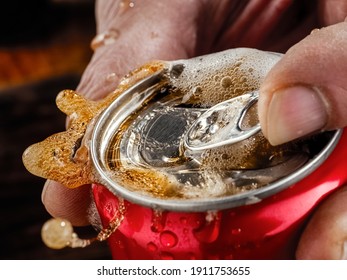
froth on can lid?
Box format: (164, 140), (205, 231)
(90, 48), (341, 212)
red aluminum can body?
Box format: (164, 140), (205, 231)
(92, 130), (347, 260)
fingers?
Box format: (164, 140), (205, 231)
(258, 21), (347, 145)
(42, 180), (92, 226)
(42, 0), (203, 226)
(78, 0), (203, 100)
(296, 185), (347, 259)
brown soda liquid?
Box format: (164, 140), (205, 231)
(22, 61), (167, 189)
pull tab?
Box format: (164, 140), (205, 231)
(183, 91), (260, 151)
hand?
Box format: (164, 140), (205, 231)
(258, 3), (347, 259)
(41, 0), (347, 259)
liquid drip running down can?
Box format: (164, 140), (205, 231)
(23, 48), (347, 259)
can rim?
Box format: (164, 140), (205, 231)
(90, 50), (342, 212)
(90, 81), (342, 212)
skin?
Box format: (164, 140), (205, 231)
(41, 0), (347, 259)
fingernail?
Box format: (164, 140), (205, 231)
(41, 180), (50, 204)
(266, 86), (327, 145)
(340, 241), (347, 259)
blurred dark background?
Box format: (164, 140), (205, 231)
(0, 0), (111, 259)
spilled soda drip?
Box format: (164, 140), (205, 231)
(22, 61), (166, 189)
(41, 198), (126, 249)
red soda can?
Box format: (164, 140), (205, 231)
(87, 48), (346, 260)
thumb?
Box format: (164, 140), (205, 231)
(258, 21), (347, 146)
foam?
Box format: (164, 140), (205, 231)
(170, 48), (281, 107)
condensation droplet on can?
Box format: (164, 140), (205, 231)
(180, 217), (188, 225)
(160, 230), (178, 248)
(146, 242), (158, 252)
(193, 212), (221, 243)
